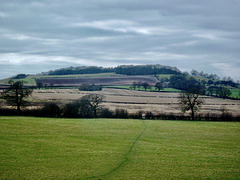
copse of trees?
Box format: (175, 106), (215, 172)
(42, 64), (181, 76)
(207, 86), (232, 99)
(169, 75), (206, 94)
(114, 65), (181, 75)
(13, 74), (27, 79)
(62, 94), (103, 118)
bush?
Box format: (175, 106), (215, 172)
(99, 108), (114, 118)
(62, 103), (79, 118)
(41, 103), (61, 117)
(114, 109), (129, 119)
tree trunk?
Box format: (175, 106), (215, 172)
(191, 107), (195, 120)
(17, 105), (21, 115)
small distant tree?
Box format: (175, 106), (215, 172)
(132, 82), (137, 90)
(155, 82), (163, 91)
(37, 82), (43, 89)
(137, 81), (142, 89)
(142, 82), (150, 91)
(179, 91), (204, 120)
(1, 80), (33, 115)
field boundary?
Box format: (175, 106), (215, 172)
(85, 120), (147, 179)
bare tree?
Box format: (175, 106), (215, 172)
(179, 92), (204, 120)
(2, 80), (33, 115)
(82, 94), (104, 117)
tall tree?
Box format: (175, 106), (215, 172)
(179, 92), (204, 120)
(2, 80), (33, 115)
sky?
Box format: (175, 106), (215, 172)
(0, 0), (239, 80)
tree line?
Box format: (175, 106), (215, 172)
(42, 64), (181, 76)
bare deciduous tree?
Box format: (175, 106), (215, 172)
(179, 92), (204, 120)
(82, 94), (104, 117)
(2, 80), (33, 115)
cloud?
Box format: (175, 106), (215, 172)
(0, 0), (239, 80)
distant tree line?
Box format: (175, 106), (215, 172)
(42, 65), (181, 76)
(131, 81), (163, 91)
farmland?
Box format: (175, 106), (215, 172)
(0, 116), (239, 179)
(35, 75), (159, 87)
(30, 88), (240, 116)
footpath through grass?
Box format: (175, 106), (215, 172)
(0, 117), (239, 179)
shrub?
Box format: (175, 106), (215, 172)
(99, 108), (114, 118)
(41, 103), (61, 117)
(114, 109), (129, 119)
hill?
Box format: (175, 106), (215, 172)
(0, 64), (239, 98)
(42, 64), (181, 76)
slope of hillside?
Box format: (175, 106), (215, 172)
(35, 75), (159, 86)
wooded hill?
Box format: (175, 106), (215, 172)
(41, 64), (181, 76)
(0, 64), (239, 99)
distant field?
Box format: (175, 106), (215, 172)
(30, 88), (240, 116)
(231, 88), (240, 98)
(36, 73), (124, 79)
(105, 85), (181, 92)
(0, 116), (239, 179)
(35, 75), (159, 87)
(0, 76), (36, 86)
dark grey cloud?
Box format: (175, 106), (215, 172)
(0, 0), (239, 80)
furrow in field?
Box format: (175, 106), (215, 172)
(84, 121), (147, 180)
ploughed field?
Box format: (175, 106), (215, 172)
(31, 88), (240, 116)
(0, 116), (239, 179)
(35, 75), (159, 86)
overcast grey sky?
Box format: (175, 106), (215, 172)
(0, 0), (239, 80)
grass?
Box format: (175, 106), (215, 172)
(105, 85), (181, 92)
(230, 88), (240, 98)
(0, 76), (36, 86)
(0, 116), (239, 179)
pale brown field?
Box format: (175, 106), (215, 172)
(30, 88), (240, 116)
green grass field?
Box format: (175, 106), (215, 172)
(105, 85), (182, 92)
(230, 88), (240, 98)
(0, 76), (37, 86)
(0, 117), (239, 179)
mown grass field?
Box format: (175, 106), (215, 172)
(0, 116), (239, 179)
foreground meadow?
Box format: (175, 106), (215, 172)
(0, 117), (239, 179)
